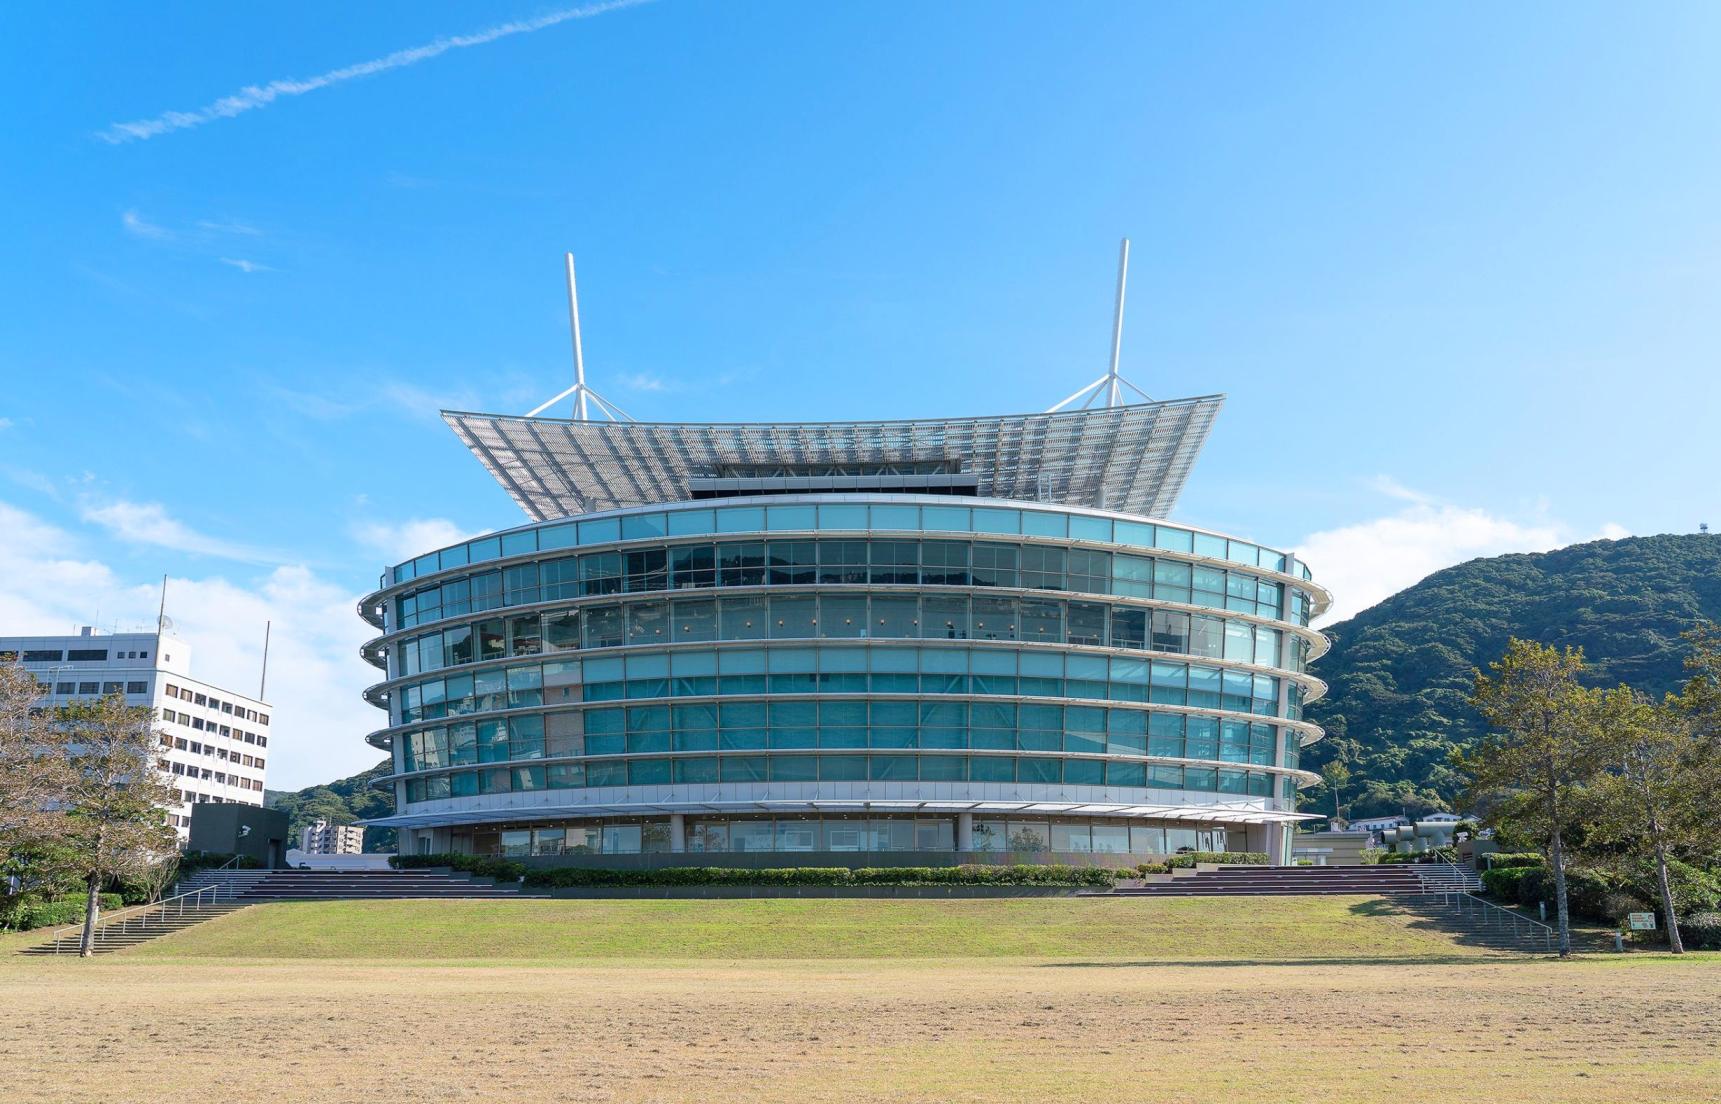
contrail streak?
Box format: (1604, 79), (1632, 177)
(99, 0), (652, 144)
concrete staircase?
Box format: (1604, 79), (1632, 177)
(18, 868), (546, 956)
(1104, 864), (1438, 896)
(1097, 863), (1563, 954)
(18, 898), (252, 956)
(229, 868), (550, 901)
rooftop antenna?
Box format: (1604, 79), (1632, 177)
(525, 252), (634, 422)
(156, 575), (168, 634)
(1047, 237), (1155, 412)
(258, 620), (272, 701)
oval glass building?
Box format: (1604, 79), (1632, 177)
(358, 397), (1330, 865)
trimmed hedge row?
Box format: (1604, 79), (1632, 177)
(392, 853), (1127, 887)
(1, 893), (124, 932)
(525, 864), (1125, 888)
(1166, 851), (1268, 869)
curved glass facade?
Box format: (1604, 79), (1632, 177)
(361, 495), (1327, 862)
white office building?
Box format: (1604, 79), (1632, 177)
(0, 627), (273, 839)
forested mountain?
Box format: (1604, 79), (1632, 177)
(265, 759), (396, 853)
(1302, 533), (1721, 819)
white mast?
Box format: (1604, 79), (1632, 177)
(566, 252), (589, 421)
(1047, 237), (1153, 413)
(525, 251), (633, 421)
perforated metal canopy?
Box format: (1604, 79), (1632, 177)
(444, 395), (1224, 521)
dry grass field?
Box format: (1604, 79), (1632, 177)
(4, 897), (1717, 1104)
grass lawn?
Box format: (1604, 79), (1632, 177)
(121, 894), (1497, 962)
(4, 896), (1717, 1103)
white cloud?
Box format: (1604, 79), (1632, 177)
(351, 517), (485, 565)
(0, 500), (384, 789)
(1296, 481), (1631, 625)
(198, 218), (262, 236)
(80, 499), (275, 563)
(219, 257), (274, 274)
(97, 0), (654, 144)
(619, 372), (670, 392)
(0, 417), (13, 431)
(121, 210), (172, 240)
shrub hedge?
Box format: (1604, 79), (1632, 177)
(531, 863), (1127, 888)
(392, 853), (1128, 887)
(1, 893), (125, 932)
(1165, 851), (1269, 869)
(1484, 852), (1544, 869)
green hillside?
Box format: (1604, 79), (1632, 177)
(1302, 532), (1721, 819)
(265, 759), (395, 853)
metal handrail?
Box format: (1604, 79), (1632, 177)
(1436, 887), (1557, 953)
(42, 884), (223, 955)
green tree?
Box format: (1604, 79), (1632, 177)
(1463, 639), (1603, 958)
(1587, 689), (1699, 953)
(0, 663), (75, 906)
(59, 693), (179, 957)
(1319, 759), (1351, 821)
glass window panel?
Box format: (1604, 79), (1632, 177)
(921, 505), (970, 532)
(1068, 601), (1107, 646)
(1149, 765), (1185, 790)
(971, 596), (1016, 641)
(869, 595), (919, 638)
(971, 507), (1019, 534)
(1051, 822), (1092, 851)
(770, 755), (819, 782)
(667, 509), (715, 536)
(542, 611), (580, 653)
(819, 593), (868, 638)
(717, 541), (767, 587)
(670, 544), (717, 589)
(1018, 757), (1060, 784)
(1188, 665), (1223, 708)
(1193, 532), (1228, 559)
(1064, 758), (1104, 786)
(1186, 715), (1220, 759)
(577, 517), (620, 546)
(970, 756), (1015, 782)
(1107, 708), (1147, 755)
(468, 537), (502, 564)
(920, 540), (971, 586)
(1108, 761), (1146, 787)
(720, 595), (768, 640)
(766, 505), (817, 531)
(674, 757), (719, 784)
(579, 553), (624, 597)
(918, 755), (967, 781)
(766, 541), (816, 585)
(869, 754), (917, 780)
(1151, 525), (1192, 553)
(444, 624), (474, 667)
(771, 592), (815, 637)
(1005, 820), (1049, 850)
(584, 605), (625, 649)
(1150, 610), (1189, 655)
(1020, 510), (1066, 537)
(1019, 598), (1061, 643)
(818, 504), (868, 530)
(870, 504), (919, 530)
(619, 513), (665, 541)
(1148, 712), (1184, 757)
(715, 506), (765, 534)
(1111, 607), (1147, 650)
(971, 543), (1018, 588)
(721, 756), (767, 783)
(726, 819), (774, 854)
(820, 755), (868, 781)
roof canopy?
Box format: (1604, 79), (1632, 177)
(444, 396), (1223, 521)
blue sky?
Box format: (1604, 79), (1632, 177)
(2, 3), (1717, 786)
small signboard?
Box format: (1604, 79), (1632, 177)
(1627, 912), (1657, 931)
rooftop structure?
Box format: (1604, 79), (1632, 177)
(442, 396), (1224, 522)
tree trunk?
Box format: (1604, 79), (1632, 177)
(1647, 811), (1684, 954)
(1549, 825), (1572, 958)
(79, 871), (101, 958)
